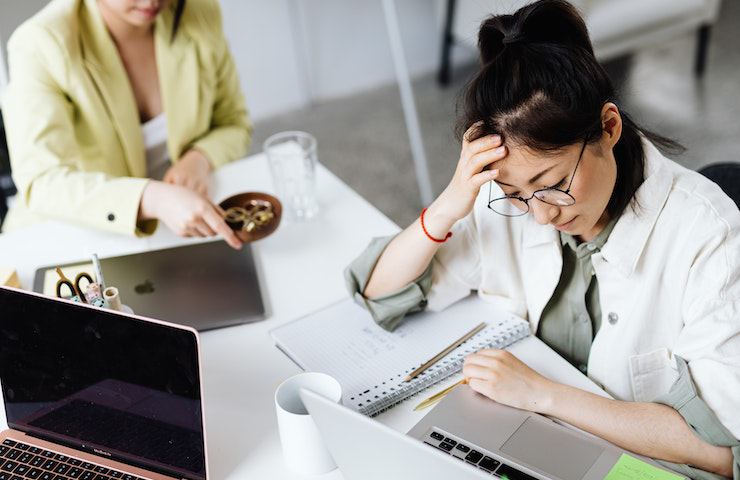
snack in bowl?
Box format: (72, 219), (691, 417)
(219, 192), (282, 242)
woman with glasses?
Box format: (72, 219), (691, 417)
(346, 1), (739, 477)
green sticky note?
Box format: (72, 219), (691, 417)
(604, 454), (683, 480)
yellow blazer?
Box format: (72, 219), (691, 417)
(1, 0), (252, 235)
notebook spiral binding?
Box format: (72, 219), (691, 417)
(358, 320), (530, 417)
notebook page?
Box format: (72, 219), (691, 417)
(356, 318), (529, 416)
(271, 295), (530, 415)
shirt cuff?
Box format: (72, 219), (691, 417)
(344, 235), (433, 331)
(655, 356), (740, 479)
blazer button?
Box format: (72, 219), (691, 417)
(608, 312), (618, 325)
(107, 213), (115, 222)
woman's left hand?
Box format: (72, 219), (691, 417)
(463, 349), (557, 414)
(163, 149), (212, 196)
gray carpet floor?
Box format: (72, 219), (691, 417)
(252, 1), (740, 227)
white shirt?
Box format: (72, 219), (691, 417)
(428, 139), (740, 437)
(142, 113), (170, 181)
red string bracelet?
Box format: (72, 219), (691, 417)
(420, 208), (452, 243)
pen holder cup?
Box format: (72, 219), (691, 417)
(274, 372), (341, 475)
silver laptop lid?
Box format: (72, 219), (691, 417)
(300, 388), (490, 480)
(34, 241), (268, 331)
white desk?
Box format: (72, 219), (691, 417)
(0, 153), (606, 479)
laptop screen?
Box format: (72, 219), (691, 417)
(0, 288), (206, 480)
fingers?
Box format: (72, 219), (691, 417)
(469, 145), (507, 173)
(164, 172), (184, 188)
(464, 349), (512, 370)
(476, 348), (515, 360)
(194, 181), (209, 197)
(463, 134), (502, 160)
(182, 175), (206, 195)
(466, 349), (513, 365)
(467, 378), (496, 400)
(468, 378), (499, 401)
(163, 167), (209, 195)
(203, 203), (243, 250)
(471, 169), (500, 190)
(462, 363), (499, 382)
(162, 166), (174, 181)
(192, 218), (217, 237)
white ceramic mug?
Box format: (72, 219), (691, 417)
(274, 372), (342, 475)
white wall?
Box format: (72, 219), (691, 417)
(219, 0), (310, 121)
(0, 0), (475, 120)
(221, 0), (470, 121)
(295, 0), (443, 101)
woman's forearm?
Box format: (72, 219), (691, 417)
(364, 131), (505, 298)
(541, 383), (733, 477)
(363, 203), (456, 298)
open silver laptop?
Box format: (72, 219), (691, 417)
(0, 287), (209, 480)
(33, 240), (268, 331)
(300, 388), (490, 480)
(302, 385), (686, 480)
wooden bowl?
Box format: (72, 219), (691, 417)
(218, 192), (282, 243)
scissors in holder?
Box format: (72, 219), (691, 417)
(55, 267), (94, 303)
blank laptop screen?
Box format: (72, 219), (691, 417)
(0, 288), (206, 480)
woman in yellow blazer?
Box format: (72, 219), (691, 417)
(1, 0), (251, 249)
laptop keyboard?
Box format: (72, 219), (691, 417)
(0, 439), (146, 480)
(423, 428), (538, 480)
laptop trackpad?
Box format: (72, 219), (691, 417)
(500, 417), (603, 480)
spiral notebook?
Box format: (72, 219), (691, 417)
(270, 295), (531, 416)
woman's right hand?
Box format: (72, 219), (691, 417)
(430, 129), (507, 223)
(139, 181), (243, 250)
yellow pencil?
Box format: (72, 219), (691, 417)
(414, 378), (468, 411)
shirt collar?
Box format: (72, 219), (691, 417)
(560, 216), (617, 258)
(599, 139), (673, 277)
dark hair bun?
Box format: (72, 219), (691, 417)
(478, 0), (593, 64)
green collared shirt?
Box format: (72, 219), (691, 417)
(536, 218), (617, 374)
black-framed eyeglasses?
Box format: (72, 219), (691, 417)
(487, 139), (588, 217)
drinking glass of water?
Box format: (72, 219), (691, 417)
(263, 131), (319, 222)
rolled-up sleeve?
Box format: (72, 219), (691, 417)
(344, 210), (483, 330)
(659, 208), (740, 479)
(674, 214), (740, 440)
(344, 235), (433, 331)
(656, 357), (740, 480)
